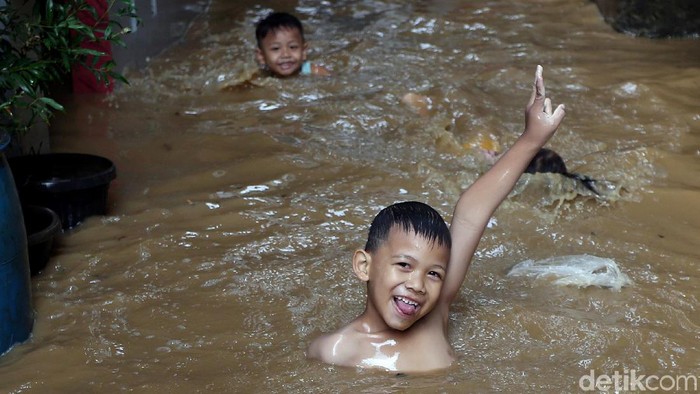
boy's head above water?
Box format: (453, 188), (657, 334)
(255, 12), (308, 77)
(354, 201), (452, 331)
(364, 201), (451, 253)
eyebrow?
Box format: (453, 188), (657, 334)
(392, 254), (416, 261)
(265, 40), (300, 46)
(392, 254), (446, 270)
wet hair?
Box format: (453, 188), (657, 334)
(526, 148), (600, 195)
(255, 12), (305, 48)
(364, 201), (451, 253)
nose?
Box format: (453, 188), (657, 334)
(405, 272), (425, 294)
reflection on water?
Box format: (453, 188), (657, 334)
(1, 0), (699, 392)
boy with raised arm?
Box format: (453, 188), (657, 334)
(307, 66), (566, 372)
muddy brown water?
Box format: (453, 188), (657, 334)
(2, 0), (699, 392)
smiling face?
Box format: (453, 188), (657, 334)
(255, 27), (308, 77)
(355, 226), (450, 332)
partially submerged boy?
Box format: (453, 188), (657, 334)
(255, 12), (331, 78)
(307, 66), (566, 372)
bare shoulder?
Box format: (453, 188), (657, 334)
(307, 331), (336, 362)
(307, 311), (454, 371)
(307, 326), (361, 366)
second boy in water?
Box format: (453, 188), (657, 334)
(255, 12), (331, 78)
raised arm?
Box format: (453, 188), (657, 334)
(440, 65), (566, 305)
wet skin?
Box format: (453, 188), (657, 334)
(255, 27), (308, 77)
(359, 227), (449, 333)
(306, 227), (456, 372)
(338, 228), (454, 371)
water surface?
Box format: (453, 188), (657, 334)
(1, 0), (699, 392)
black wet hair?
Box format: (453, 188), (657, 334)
(255, 12), (305, 48)
(364, 201), (452, 253)
(526, 148), (600, 195)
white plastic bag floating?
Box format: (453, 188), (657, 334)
(507, 254), (633, 291)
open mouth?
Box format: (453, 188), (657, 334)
(277, 61), (297, 72)
(394, 296), (420, 316)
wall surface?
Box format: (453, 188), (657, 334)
(111, 0), (210, 72)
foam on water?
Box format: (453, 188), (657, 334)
(507, 254), (633, 291)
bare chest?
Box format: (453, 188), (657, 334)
(353, 330), (454, 372)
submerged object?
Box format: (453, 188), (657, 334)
(525, 148), (600, 195)
(507, 254), (633, 291)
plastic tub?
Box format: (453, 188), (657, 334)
(23, 205), (61, 276)
(9, 153), (117, 230)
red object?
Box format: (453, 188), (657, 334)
(72, 0), (114, 94)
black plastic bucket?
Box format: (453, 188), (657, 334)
(9, 153), (117, 230)
(23, 205), (61, 276)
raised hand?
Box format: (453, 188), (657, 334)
(523, 65), (566, 146)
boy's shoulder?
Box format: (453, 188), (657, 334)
(307, 324), (365, 366)
(308, 312), (454, 371)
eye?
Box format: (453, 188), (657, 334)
(396, 262), (410, 270)
(428, 270), (443, 280)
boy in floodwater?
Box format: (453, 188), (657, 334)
(307, 66), (566, 373)
(255, 12), (331, 78)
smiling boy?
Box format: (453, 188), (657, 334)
(307, 66), (566, 372)
(255, 12), (330, 78)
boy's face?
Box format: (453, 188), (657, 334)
(360, 227), (449, 331)
(256, 27), (308, 77)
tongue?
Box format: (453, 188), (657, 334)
(396, 298), (417, 315)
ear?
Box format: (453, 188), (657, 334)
(302, 42), (309, 61)
(255, 48), (266, 67)
(352, 249), (371, 282)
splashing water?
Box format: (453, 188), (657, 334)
(507, 254), (634, 291)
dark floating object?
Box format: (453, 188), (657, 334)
(525, 148), (600, 196)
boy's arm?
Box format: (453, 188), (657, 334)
(440, 65), (566, 306)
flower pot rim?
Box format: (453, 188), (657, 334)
(9, 152), (117, 192)
(24, 205), (61, 245)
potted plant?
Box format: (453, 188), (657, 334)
(0, 0), (137, 355)
(1, 0), (137, 149)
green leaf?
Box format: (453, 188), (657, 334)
(46, 0), (55, 23)
(1, 0), (138, 135)
(38, 97), (64, 111)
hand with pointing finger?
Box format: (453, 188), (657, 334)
(523, 65), (566, 147)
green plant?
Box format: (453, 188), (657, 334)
(0, 0), (138, 136)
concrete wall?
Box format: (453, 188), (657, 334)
(111, 0), (210, 72)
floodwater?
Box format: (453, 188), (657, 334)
(2, 0), (700, 392)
